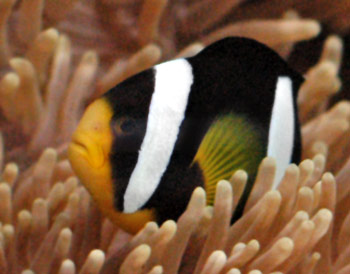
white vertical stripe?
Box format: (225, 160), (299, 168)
(123, 59), (193, 213)
(268, 76), (295, 188)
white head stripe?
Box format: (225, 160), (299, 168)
(123, 59), (193, 213)
(268, 76), (295, 188)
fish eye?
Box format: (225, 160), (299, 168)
(120, 118), (136, 133)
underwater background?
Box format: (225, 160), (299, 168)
(0, 0), (349, 273)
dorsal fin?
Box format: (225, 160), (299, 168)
(189, 37), (304, 102)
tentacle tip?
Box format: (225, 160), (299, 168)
(321, 172), (335, 182)
(89, 249), (106, 263)
(83, 50), (99, 64)
(278, 237), (294, 251)
(262, 156), (277, 167)
(304, 20), (321, 36)
(326, 35), (343, 49)
(44, 28), (59, 38)
(317, 208), (333, 220)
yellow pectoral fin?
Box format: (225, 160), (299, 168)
(193, 114), (265, 205)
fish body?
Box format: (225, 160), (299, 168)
(68, 37), (304, 234)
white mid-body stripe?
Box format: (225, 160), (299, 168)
(123, 59), (193, 213)
(268, 76), (295, 188)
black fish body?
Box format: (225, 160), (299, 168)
(68, 37), (303, 234)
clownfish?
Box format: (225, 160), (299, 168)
(68, 37), (303, 234)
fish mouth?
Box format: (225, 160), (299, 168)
(69, 133), (106, 169)
(70, 138), (88, 157)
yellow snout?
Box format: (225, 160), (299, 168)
(68, 97), (155, 234)
(68, 98), (113, 186)
(68, 98), (115, 224)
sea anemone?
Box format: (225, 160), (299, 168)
(0, 0), (349, 273)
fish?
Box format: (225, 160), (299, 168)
(68, 37), (304, 234)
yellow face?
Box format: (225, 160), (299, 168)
(68, 98), (155, 234)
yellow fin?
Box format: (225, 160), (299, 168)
(193, 114), (265, 205)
